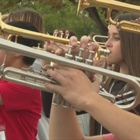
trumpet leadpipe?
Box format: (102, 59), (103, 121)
(98, 48), (110, 54)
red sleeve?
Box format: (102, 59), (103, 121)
(103, 133), (119, 140)
(0, 80), (41, 111)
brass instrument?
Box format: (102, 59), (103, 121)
(0, 14), (111, 110)
(77, 0), (140, 33)
(0, 14), (68, 44)
(0, 38), (140, 110)
(0, 13), (108, 54)
(0, 0), (140, 110)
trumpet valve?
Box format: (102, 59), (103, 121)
(85, 50), (94, 65)
(65, 45), (74, 59)
(75, 47), (84, 62)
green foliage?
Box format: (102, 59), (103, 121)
(41, 3), (99, 38)
(0, 0), (99, 39)
(125, 0), (140, 4)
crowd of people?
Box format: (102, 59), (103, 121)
(1, 2), (140, 140)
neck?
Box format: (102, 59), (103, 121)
(7, 59), (30, 69)
(119, 63), (128, 74)
(13, 63), (30, 69)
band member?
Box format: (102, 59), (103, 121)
(5, 8), (44, 73)
(2, 8), (48, 139)
(42, 29), (90, 136)
(0, 21), (42, 140)
(44, 12), (140, 140)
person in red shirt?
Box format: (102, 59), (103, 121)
(0, 21), (42, 140)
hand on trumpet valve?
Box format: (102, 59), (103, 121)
(45, 63), (100, 111)
(44, 31), (106, 81)
(44, 30), (99, 60)
(69, 35), (99, 61)
(44, 30), (70, 56)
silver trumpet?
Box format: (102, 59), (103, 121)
(0, 38), (140, 110)
(0, 14), (115, 109)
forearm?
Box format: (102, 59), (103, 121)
(86, 94), (140, 140)
(49, 105), (84, 140)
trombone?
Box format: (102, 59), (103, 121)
(77, 0), (140, 33)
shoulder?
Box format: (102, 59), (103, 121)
(0, 79), (41, 95)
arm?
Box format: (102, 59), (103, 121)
(0, 81), (39, 110)
(49, 87), (140, 140)
(49, 105), (84, 140)
(47, 66), (140, 140)
(46, 36), (140, 140)
(85, 93), (140, 140)
(50, 104), (103, 140)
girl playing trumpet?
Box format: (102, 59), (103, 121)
(45, 12), (140, 140)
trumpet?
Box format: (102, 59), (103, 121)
(0, 14), (111, 109)
(0, 38), (140, 110)
(0, 0), (140, 110)
(77, 0), (140, 34)
(0, 13), (109, 55)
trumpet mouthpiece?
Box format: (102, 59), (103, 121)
(99, 49), (110, 55)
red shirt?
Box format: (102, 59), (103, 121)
(0, 79), (42, 140)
